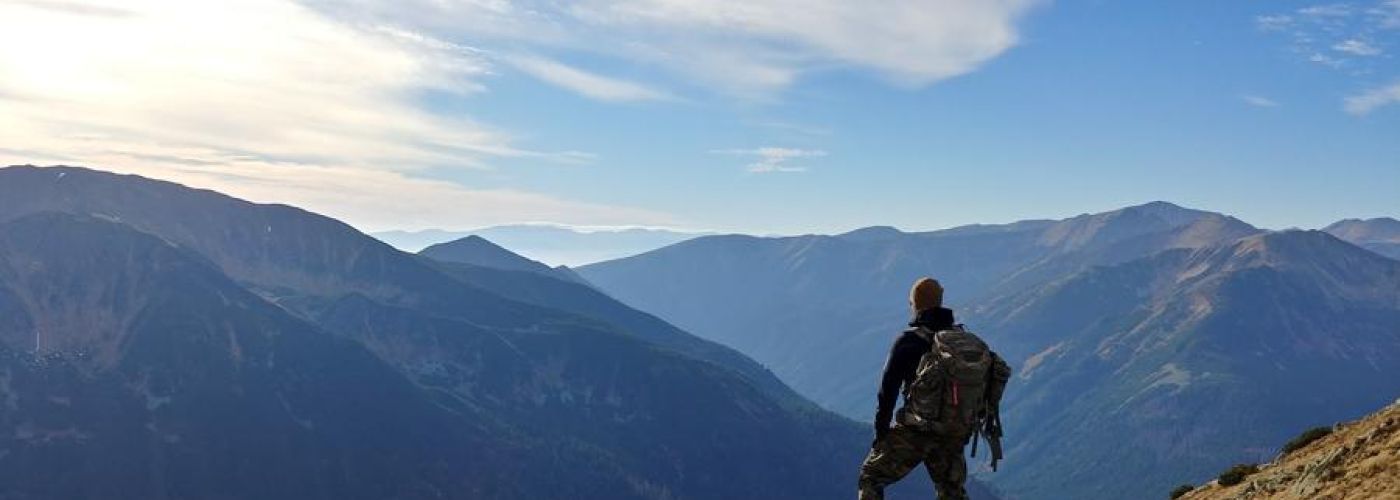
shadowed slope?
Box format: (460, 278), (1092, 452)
(0, 213), (537, 499)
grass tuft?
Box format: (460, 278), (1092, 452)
(1281, 426), (1333, 456)
(1217, 463), (1259, 486)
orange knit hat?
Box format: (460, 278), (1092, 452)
(910, 277), (944, 312)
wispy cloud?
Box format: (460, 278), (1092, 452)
(308, 0), (1044, 97)
(1298, 4), (1354, 18)
(1257, 2), (1400, 114)
(1258, 2), (1396, 70)
(506, 54), (672, 102)
(0, 0), (668, 230)
(1344, 80), (1400, 115)
(1242, 95), (1280, 107)
(1334, 38), (1383, 55)
(712, 147), (826, 173)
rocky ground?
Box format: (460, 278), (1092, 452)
(1180, 398), (1400, 500)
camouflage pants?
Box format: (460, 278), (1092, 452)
(857, 425), (968, 500)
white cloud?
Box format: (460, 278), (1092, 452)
(1, 0), (1042, 227)
(506, 54), (672, 102)
(1344, 80), (1400, 115)
(713, 147), (826, 173)
(1256, 14), (1293, 31)
(0, 0), (667, 230)
(1242, 95), (1280, 107)
(1334, 39), (1383, 55)
(1, 0), (509, 166)
(309, 0), (1044, 96)
(1298, 4), (1354, 18)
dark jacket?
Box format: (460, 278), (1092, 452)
(873, 307), (955, 434)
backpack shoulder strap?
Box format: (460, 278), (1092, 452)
(914, 327), (958, 358)
(929, 327), (965, 351)
(907, 326), (935, 345)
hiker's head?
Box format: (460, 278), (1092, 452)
(909, 277), (944, 313)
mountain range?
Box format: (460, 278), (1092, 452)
(373, 225), (708, 266)
(6, 162), (1388, 499)
(578, 201), (1400, 499)
(1, 165), (1006, 499)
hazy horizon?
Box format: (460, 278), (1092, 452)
(369, 201), (1400, 236)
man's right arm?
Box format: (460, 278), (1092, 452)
(873, 334), (919, 439)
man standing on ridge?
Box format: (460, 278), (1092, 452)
(857, 278), (1012, 500)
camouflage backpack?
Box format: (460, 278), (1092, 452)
(897, 325), (996, 437)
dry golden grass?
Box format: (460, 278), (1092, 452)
(1179, 399), (1400, 500)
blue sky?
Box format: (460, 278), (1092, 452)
(2, 0), (1397, 233)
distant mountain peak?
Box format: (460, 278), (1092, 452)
(1116, 200), (1214, 224)
(837, 225), (904, 241)
(1131, 200), (1189, 211)
(1323, 217), (1400, 241)
(1030, 201), (1224, 251)
(418, 234), (596, 286)
(454, 234), (501, 248)
(1322, 217), (1400, 260)
(420, 234), (553, 274)
(1326, 216), (1400, 226)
